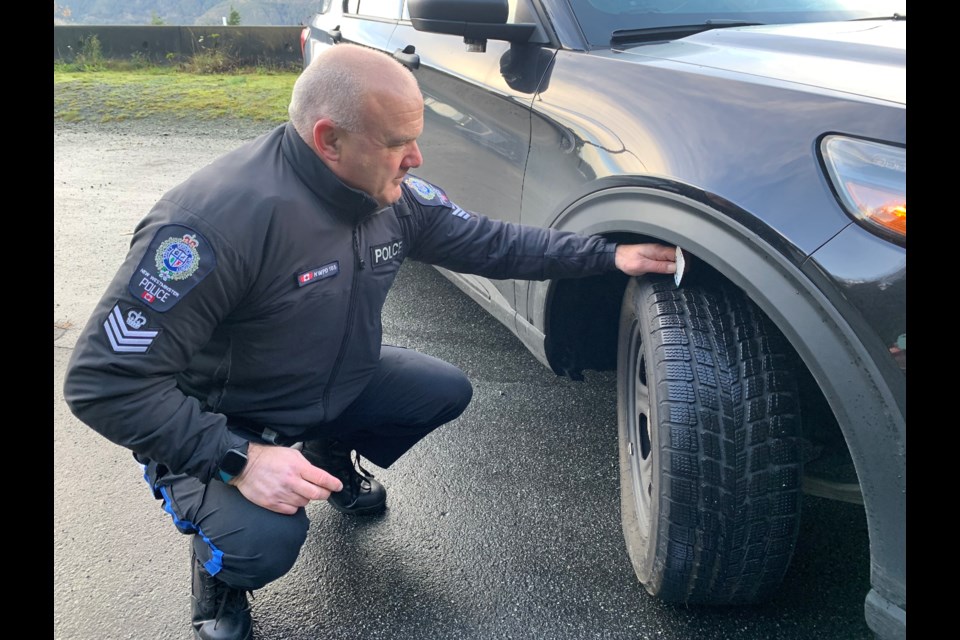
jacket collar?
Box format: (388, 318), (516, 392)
(279, 122), (383, 223)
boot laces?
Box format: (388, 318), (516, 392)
(353, 451), (375, 482)
(303, 441), (375, 494)
(343, 450), (376, 497)
(211, 581), (253, 630)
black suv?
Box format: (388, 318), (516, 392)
(301, 2), (906, 638)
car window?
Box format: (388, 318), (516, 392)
(349, 0), (403, 20)
(570, 0), (907, 47)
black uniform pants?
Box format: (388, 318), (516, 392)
(146, 345), (473, 589)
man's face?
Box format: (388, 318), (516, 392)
(335, 89), (424, 207)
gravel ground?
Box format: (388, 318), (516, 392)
(54, 114), (276, 140)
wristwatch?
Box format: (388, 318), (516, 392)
(217, 443), (249, 484)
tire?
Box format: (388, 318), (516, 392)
(616, 275), (803, 605)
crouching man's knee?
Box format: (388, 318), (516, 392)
(196, 508), (310, 590)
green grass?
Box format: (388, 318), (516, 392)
(54, 63), (299, 125)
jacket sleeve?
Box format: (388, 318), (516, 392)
(397, 176), (617, 280)
(62, 201), (251, 483)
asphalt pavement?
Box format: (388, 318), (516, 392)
(54, 123), (875, 640)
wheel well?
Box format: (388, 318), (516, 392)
(544, 269), (628, 379)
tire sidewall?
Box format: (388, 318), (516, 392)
(616, 276), (663, 593)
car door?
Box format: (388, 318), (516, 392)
(304, 0), (401, 57)
(386, 0), (553, 329)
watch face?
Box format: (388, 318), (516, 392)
(221, 448), (248, 476)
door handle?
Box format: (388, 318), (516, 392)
(393, 45), (419, 70)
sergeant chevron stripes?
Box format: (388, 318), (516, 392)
(103, 304), (159, 353)
(450, 205), (471, 220)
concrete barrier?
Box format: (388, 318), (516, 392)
(53, 25), (304, 66)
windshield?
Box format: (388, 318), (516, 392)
(567, 0), (906, 47)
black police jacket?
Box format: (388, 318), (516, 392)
(63, 122), (618, 484)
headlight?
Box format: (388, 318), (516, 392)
(820, 135), (906, 244)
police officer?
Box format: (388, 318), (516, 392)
(63, 43), (677, 640)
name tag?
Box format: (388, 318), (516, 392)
(296, 261), (340, 287)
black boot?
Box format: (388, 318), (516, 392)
(191, 550), (253, 640)
(302, 439), (387, 515)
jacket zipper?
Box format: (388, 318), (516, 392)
(322, 224), (365, 413)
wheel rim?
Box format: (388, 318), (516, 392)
(626, 319), (653, 535)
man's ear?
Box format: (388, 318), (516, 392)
(312, 118), (341, 163)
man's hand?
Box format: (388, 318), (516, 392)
(614, 243), (677, 277)
(230, 443), (344, 515)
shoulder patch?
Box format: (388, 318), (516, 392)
(103, 302), (161, 354)
(404, 175), (452, 207)
(403, 175), (473, 220)
(128, 224), (217, 312)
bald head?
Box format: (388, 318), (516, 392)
(288, 44), (421, 149)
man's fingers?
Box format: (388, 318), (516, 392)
(643, 243), (679, 261)
(272, 502), (300, 516)
(616, 243), (679, 276)
(647, 257), (677, 273)
(301, 465), (344, 494)
(295, 481), (334, 502)
(234, 445), (344, 512)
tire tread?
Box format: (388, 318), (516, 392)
(619, 277), (803, 605)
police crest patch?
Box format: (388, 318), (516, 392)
(404, 175), (453, 207)
(404, 176), (436, 201)
(402, 175), (469, 218)
(129, 224), (217, 312)
(156, 234), (201, 281)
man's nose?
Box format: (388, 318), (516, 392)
(404, 141), (423, 169)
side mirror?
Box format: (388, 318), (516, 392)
(408, 0), (536, 52)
